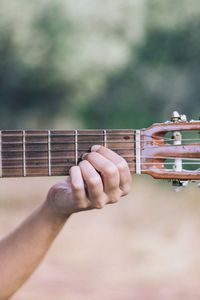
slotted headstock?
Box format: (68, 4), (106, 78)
(141, 112), (200, 187)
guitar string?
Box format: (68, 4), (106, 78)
(1, 162), (199, 167)
(0, 138), (200, 145)
(1, 163), (200, 170)
(0, 132), (200, 139)
(1, 156), (199, 161)
(1, 144), (199, 153)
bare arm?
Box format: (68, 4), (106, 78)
(0, 146), (132, 299)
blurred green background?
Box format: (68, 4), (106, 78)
(0, 1), (200, 300)
(0, 0), (199, 130)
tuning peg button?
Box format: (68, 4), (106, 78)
(172, 180), (189, 192)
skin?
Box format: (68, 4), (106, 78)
(0, 146), (132, 299)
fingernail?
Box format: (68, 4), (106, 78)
(91, 145), (101, 152)
(82, 153), (88, 160)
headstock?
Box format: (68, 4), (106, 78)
(141, 111), (200, 190)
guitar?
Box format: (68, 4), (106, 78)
(0, 111), (199, 189)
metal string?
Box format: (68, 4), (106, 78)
(0, 132), (199, 139)
(1, 156), (199, 161)
(0, 138), (200, 145)
(1, 162), (200, 168)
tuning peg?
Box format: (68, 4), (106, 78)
(171, 111), (187, 122)
(171, 111), (180, 122)
(172, 180), (189, 192)
(180, 114), (187, 121)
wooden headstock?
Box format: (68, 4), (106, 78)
(141, 112), (200, 186)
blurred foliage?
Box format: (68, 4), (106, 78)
(0, 0), (199, 129)
(0, 1), (74, 128)
(82, 19), (200, 129)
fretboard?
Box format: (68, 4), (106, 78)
(0, 130), (136, 178)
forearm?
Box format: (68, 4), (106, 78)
(0, 145), (132, 299)
(0, 200), (69, 299)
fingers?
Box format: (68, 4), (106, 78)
(69, 146), (132, 212)
(70, 163), (107, 210)
(82, 152), (121, 202)
(69, 166), (89, 210)
(91, 145), (132, 196)
(79, 160), (107, 209)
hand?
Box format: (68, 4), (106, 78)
(46, 145), (132, 217)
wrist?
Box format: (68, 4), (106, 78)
(42, 196), (71, 226)
(45, 183), (76, 220)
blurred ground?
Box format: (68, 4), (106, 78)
(0, 176), (200, 300)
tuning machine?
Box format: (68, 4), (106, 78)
(171, 111), (187, 122)
(172, 179), (189, 192)
(172, 179), (200, 192)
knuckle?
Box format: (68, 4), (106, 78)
(93, 145), (103, 152)
(91, 195), (107, 209)
(117, 159), (128, 172)
(93, 201), (104, 209)
(109, 197), (118, 204)
(86, 152), (95, 160)
(88, 175), (102, 188)
(70, 165), (79, 173)
(74, 201), (88, 210)
(105, 164), (118, 176)
(79, 160), (88, 168)
(71, 182), (84, 192)
(108, 191), (121, 203)
(122, 184), (131, 196)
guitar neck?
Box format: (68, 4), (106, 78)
(0, 130), (136, 178)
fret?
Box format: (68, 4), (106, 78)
(25, 131), (48, 176)
(77, 130), (104, 159)
(135, 130), (141, 175)
(0, 131), (2, 178)
(48, 130), (51, 176)
(75, 130), (78, 165)
(23, 130), (26, 177)
(103, 130), (107, 147)
(51, 130), (74, 176)
(2, 131), (23, 177)
(106, 130), (135, 168)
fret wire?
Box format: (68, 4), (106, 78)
(0, 131), (2, 178)
(75, 130), (78, 165)
(103, 130), (107, 148)
(48, 130), (51, 176)
(23, 130), (26, 177)
(135, 130), (141, 175)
